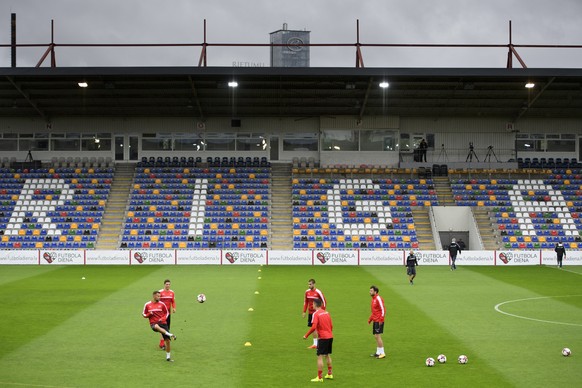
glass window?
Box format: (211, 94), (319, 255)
(561, 134), (576, 140)
(81, 138), (111, 151)
(174, 137), (205, 151)
(516, 140), (541, 152)
(20, 139), (49, 151)
(546, 140), (575, 152)
(205, 133), (236, 151)
(51, 138), (80, 151)
(321, 129), (358, 151)
(282, 133), (318, 151)
(142, 138), (171, 151)
(0, 139), (17, 151)
(360, 130), (397, 151)
(236, 134), (266, 151)
(399, 133), (411, 152)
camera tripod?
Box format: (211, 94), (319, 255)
(437, 144), (448, 162)
(25, 150), (34, 162)
(466, 147), (479, 162)
(484, 146), (499, 163)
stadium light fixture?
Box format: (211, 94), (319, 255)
(78, 82), (88, 88)
(525, 82), (535, 89)
(228, 81), (238, 88)
(379, 81), (389, 88)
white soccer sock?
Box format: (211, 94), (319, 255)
(166, 352), (171, 359)
(313, 338), (318, 346)
(165, 332), (173, 337)
(379, 347), (385, 354)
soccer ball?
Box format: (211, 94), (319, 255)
(425, 357), (435, 367)
(197, 293), (206, 303)
(458, 355), (468, 364)
(562, 347), (571, 357)
(437, 354), (447, 364)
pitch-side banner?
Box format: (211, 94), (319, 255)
(267, 250), (312, 265)
(415, 251), (449, 266)
(541, 250), (582, 266)
(495, 250), (540, 266)
(360, 250), (404, 266)
(86, 250), (130, 265)
(130, 250), (175, 265)
(0, 250), (38, 265)
(313, 250), (359, 266)
(221, 250), (267, 265)
(39, 250), (85, 265)
(455, 251), (495, 266)
(176, 250), (221, 265)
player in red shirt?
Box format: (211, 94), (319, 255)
(143, 290), (177, 362)
(158, 279), (176, 349)
(368, 285), (386, 359)
(302, 278), (327, 349)
(303, 299), (334, 382)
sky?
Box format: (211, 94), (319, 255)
(1, 0), (581, 68)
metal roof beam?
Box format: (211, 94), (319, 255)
(514, 77), (556, 122)
(188, 75), (205, 121)
(358, 77), (373, 121)
(5, 76), (49, 122)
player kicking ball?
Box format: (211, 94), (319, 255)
(143, 290), (177, 362)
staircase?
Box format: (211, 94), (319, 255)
(269, 163), (293, 250)
(412, 208), (436, 250)
(96, 163), (135, 249)
(433, 176), (454, 206)
(473, 208), (499, 250)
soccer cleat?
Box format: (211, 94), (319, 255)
(377, 353), (386, 359)
(308, 345), (317, 349)
(310, 377), (323, 382)
(324, 374), (334, 380)
(171, 334), (177, 341)
(370, 353), (379, 357)
(166, 358), (174, 362)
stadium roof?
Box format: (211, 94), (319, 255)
(1, 67), (582, 122)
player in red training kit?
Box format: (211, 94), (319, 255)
(303, 299), (333, 382)
(368, 285), (386, 359)
(143, 290), (177, 361)
(158, 279), (176, 349)
(302, 278), (327, 349)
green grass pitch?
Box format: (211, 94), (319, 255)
(1, 264), (581, 387)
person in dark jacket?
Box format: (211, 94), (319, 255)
(448, 238), (462, 270)
(406, 251), (419, 285)
(554, 241), (566, 268)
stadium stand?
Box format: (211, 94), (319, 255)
(121, 165), (270, 249)
(452, 173), (582, 249)
(0, 167), (113, 249)
(291, 177), (438, 250)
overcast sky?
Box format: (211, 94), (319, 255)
(1, 0), (581, 68)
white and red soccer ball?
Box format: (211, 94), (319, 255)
(437, 354), (447, 364)
(562, 347), (571, 357)
(197, 293), (206, 303)
(425, 357), (435, 367)
(458, 355), (468, 364)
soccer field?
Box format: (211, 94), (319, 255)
(1, 264), (581, 387)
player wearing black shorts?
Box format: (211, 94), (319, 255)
(406, 251), (419, 285)
(303, 299), (334, 382)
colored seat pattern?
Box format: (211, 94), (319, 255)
(291, 178), (438, 250)
(0, 167), (113, 249)
(121, 167), (270, 249)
